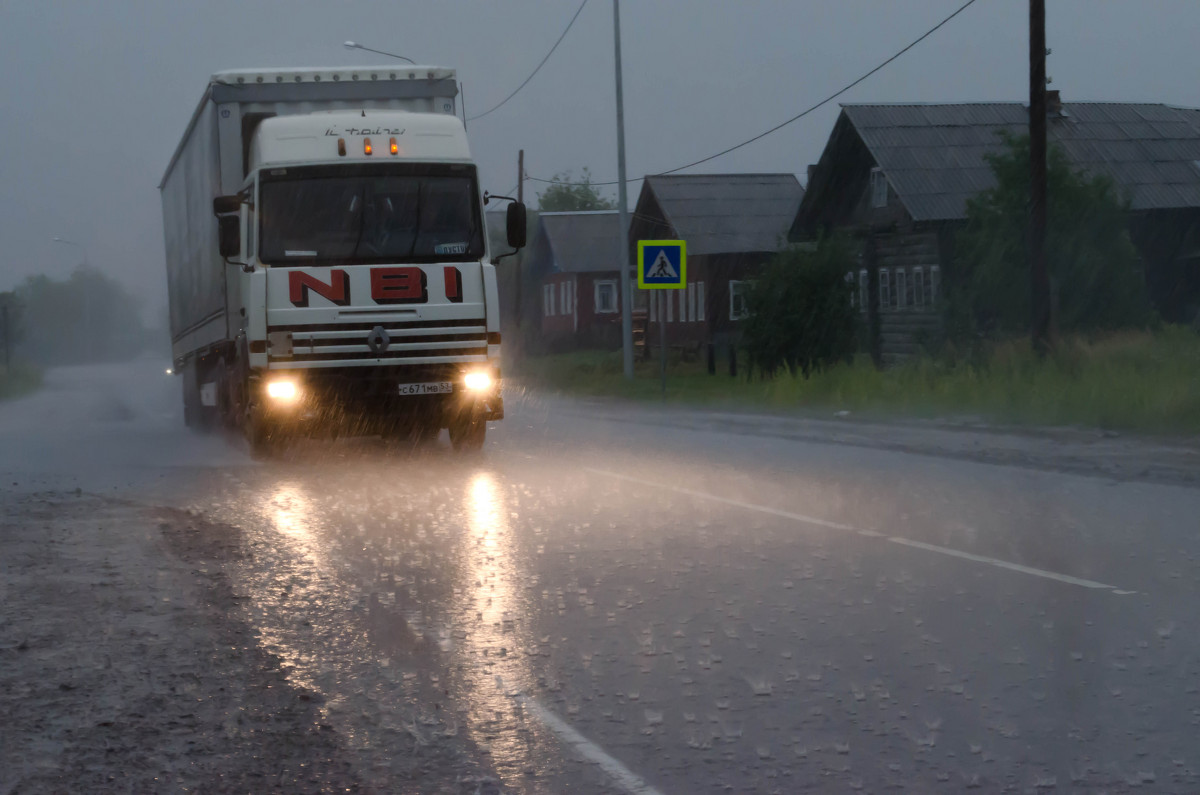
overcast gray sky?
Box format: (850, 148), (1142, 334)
(2, 0), (1198, 317)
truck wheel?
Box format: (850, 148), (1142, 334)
(216, 357), (236, 430)
(448, 414), (486, 452)
(246, 404), (281, 460)
(182, 360), (202, 429)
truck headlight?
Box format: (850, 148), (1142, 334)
(463, 371), (492, 392)
(266, 380), (299, 402)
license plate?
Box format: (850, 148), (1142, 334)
(397, 382), (454, 396)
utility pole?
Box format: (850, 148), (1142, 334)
(1029, 0), (1052, 355)
(613, 0), (634, 379)
(515, 149), (525, 340)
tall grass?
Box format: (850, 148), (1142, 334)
(0, 362), (43, 401)
(513, 326), (1200, 434)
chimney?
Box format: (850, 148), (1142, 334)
(1046, 89), (1063, 117)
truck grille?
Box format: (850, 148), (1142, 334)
(268, 318), (488, 367)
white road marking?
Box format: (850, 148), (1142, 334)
(886, 536), (1115, 589)
(587, 468), (856, 532)
(496, 676), (663, 795)
(586, 467), (1124, 593)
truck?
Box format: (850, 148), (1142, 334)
(159, 66), (525, 455)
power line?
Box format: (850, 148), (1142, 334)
(467, 0), (589, 122)
(527, 0), (982, 186)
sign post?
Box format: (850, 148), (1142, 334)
(637, 240), (687, 399)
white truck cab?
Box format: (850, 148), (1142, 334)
(161, 67), (525, 454)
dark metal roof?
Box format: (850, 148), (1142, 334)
(643, 174), (804, 255)
(535, 211), (623, 274)
(840, 102), (1200, 221)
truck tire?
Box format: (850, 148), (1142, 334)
(246, 403), (282, 460)
(448, 413), (486, 452)
(182, 359), (202, 429)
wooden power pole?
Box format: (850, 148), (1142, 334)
(514, 149), (525, 338)
(1029, 0), (1052, 355)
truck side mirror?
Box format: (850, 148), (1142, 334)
(506, 202), (527, 249)
(217, 216), (240, 259)
(213, 195), (241, 215)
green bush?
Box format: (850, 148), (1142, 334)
(952, 132), (1154, 338)
(742, 237), (858, 378)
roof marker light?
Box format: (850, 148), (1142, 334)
(337, 138), (346, 157)
(364, 138), (373, 156)
(389, 137), (398, 155)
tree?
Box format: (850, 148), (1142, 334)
(742, 236), (859, 379)
(14, 267), (149, 365)
(0, 291), (23, 368)
(536, 169), (616, 212)
(952, 132), (1153, 339)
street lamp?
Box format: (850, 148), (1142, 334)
(343, 41), (416, 64)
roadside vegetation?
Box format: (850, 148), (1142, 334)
(0, 362), (43, 401)
(514, 325), (1200, 435)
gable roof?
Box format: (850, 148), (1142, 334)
(799, 102), (1200, 229)
(536, 210), (623, 273)
(640, 174), (804, 255)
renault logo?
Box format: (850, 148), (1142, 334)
(366, 325), (390, 354)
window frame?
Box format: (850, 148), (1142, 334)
(594, 279), (618, 314)
(870, 167), (888, 209)
(729, 279), (749, 321)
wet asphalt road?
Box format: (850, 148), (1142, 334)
(4, 360), (1200, 793)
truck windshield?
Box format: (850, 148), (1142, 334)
(258, 164), (483, 265)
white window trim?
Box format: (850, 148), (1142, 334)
(729, 280), (749, 321)
(594, 279), (618, 314)
(870, 167), (888, 209)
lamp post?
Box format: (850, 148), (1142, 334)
(51, 236), (94, 361)
(343, 41), (416, 64)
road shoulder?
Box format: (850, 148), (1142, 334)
(0, 492), (361, 793)
(549, 395), (1200, 486)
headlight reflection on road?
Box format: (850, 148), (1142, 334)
(453, 471), (535, 780)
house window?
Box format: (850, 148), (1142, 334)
(913, 267), (925, 309)
(680, 289), (688, 322)
(859, 270), (868, 312)
(594, 280), (618, 313)
(729, 280), (749, 320)
(543, 284), (553, 316)
(871, 167), (888, 209)
(697, 281), (705, 322)
(687, 283), (697, 322)
(896, 269), (907, 309)
(845, 271), (857, 309)
(879, 268), (890, 310)
(561, 282), (570, 315)
(929, 265), (940, 307)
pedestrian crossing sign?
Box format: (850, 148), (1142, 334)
(637, 240), (687, 289)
